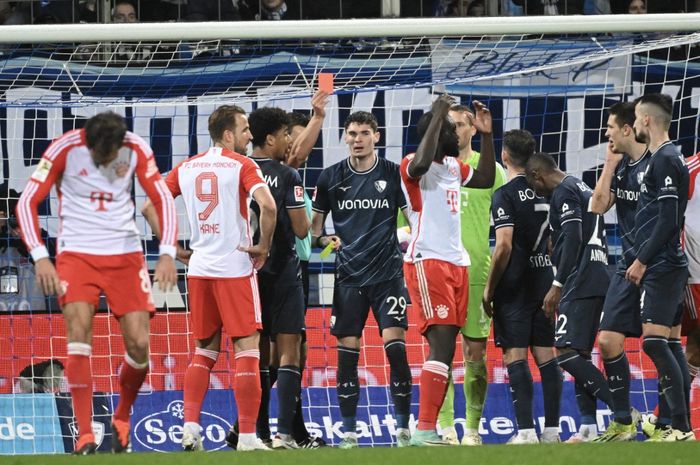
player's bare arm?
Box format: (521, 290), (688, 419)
(141, 200), (191, 265)
(483, 226), (514, 317)
(465, 100), (496, 189)
(138, 200), (177, 291)
(34, 258), (61, 296)
(287, 90), (329, 169)
(408, 94), (454, 178)
(311, 210), (341, 250)
(590, 142), (622, 214)
(239, 185), (276, 269)
(289, 206), (311, 239)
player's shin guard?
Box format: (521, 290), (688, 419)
(336, 346), (361, 434)
(67, 343), (94, 440)
(114, 353), (149, 422)
(183, 348), (218, 424)
(384, 339), (412, 429)
(465, 359), (488, 431)
(418, 360), (449, 431)
(603, 352), (632, 424)
(556, 352), (614, 411)
(276, 365), (301, 435)
(668, 338), (691, 423)
(643, 337), (690, 432)
(507, 360), (534, 431)
(538, 359), (562, 429)
(234, 350), (262, 435)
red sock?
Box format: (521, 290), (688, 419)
(184, 348), (218, 424)
(66, 343), (94, 438)
(114, 354), (149, 422)
(234, 349), (261, 434)
(417, 360), (449, 431)
(654, 404), (660, 417)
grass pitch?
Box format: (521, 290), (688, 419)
(3, 442), (698, 465)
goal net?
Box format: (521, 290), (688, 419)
(0, 14), (699, 453)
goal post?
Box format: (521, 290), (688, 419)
(0, 14), (699, 454)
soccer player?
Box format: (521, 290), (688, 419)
(401, 94), (495, 446)
(248, 106), (310, 449)
(311, 111), (412, 448)
(437, 105), (507, 446)
(589, 101), (650, 442)
(142, 105), (277, 451)
(525, 153), (616, 442)
(482, 131), (562, 445)
(627, 93), (693, 441)
(16, 112), (178, 455)
(285, 92), (330, 449)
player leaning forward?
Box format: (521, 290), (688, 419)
(400, 94), (496, 446)
(17, 112), (178, 454)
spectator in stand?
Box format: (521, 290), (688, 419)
(627, 0), (646, 13)
(468, 0), (487, 16)
(584, 0), (611, 14)
(112, 0), (138, 23)
(239, 0), (305, 20)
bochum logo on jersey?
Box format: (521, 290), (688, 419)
(374, 180), (387, 193)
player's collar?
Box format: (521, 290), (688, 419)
(627, 149), (650, 166)
(346, 155), (378, 175)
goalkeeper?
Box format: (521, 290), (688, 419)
(437, 104), (506, 445)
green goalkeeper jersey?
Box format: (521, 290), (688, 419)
(460, 151), (506, 286)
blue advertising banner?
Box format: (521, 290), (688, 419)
(0, 393), (63, 454)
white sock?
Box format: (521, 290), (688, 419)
(463, 428), (478, 435)
(183, 422), (201, 436)
(579, 424), (597, 437)
(238, 433), (257, 446)
(519, 428), (537, 437)
(543, 426), (559, 436)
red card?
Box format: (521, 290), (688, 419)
(318, 73), (334, 93)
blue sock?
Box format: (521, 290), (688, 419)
(603, 352), (632, 424)
(643, 337), (689, 432)
(538, 359), (563, 428)
(507, 360), (534, 430)
(276, 365), (301, 435)
(556, 352), (613, 411)
(257, 367), (271, 440)
(575, 381), (597, 425)
(669, 338), (691, 424)
(337, 346), (360, 434)
(384, 339), (412, 429)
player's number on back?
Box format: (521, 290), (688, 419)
(386, 296), (407, 316)
(533, 203), (550, 252)
(195, 172), (219, 221)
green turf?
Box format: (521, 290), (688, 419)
(3, 443), (699, 465)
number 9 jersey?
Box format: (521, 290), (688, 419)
(165, 147), (268, 278)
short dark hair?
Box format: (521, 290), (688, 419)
(634, 93), (673, 127)
(287, 111), (310, 129)
(503, 129), (535, 167)
(608, 101), (636, 128)
(84, 112), (127, 160)
(249, 107), (289, 147)
(526, 151), (559, 173)
(208, 105), (246, 142)
(344, 111), (378, 132)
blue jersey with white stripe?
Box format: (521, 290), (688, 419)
(633, 142), (688, 268)
(312, 156), (407, 286)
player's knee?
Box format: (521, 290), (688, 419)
(125, 335), (149, 361)
(597, 332), (624, 358)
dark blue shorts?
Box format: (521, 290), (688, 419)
(599, 273), (642, 337)
(641, 266), (688, 327)
(331, 277), (409, 337)
(258, 261), (305, 336)
(493, 299), (554, 349)
(555, 297), (604, 352)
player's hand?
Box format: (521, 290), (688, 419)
(320, 235), (342, 250)
(154, 254), (177, 292)
(482, 288), (494, 317)
(625, 259), (647, 287)
(432, 94), (455, 117)
(469, 100), (492, 135)
(34, 258), (61, 296)
(311, 90), (330, 118)
(238, 244), (270, 270)
(605, 141), (624, 167)
(542, 285), (562, 318)
(176, 245), (192, 266)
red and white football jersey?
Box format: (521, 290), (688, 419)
(685, 153), (700, 284)
(17, 129), (177, 261)
(400, 154), (473, 266)
(165, 147), (267, 278)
